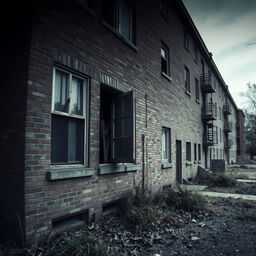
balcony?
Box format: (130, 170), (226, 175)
(203, 103), (216, 121)
(224, 139), (233, 150)
(200, 73), (216, 93)
(224, 121), (232, 133)
(203, 126), (214, 147)
(223, 103), (231, 115)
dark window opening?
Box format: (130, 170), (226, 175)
(195, 77), (199, 101)
(102, 0), (135, 44)
(184, 66), (190, 93)
(186, 142), (191, 161)
(198, 144), (201, 161)
(100, 85), (134, 164)
(161, 42), (170, 76)
(194, 143), (197, 161)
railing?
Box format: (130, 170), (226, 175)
(203, 102), (216, 121)
(224, 121), (232, 132)
(223, 103), (231, 115)
(200, 73), (215, 93)
(203, 126), (214, 147)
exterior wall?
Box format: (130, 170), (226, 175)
(237, 110), (245, 156)
(1, 0), (243, 245)
(0, 6), (32, 244)
(229, 103), (237, 163)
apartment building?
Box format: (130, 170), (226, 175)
(0, 0), (245, 245)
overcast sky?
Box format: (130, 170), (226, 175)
(182, 0), (256, 109)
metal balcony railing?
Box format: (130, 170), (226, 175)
(203, 102), (216, 121)
(224, 121), (232, 133)
(223, 103), (231, 115)
(200, 73), (216, 93)
(203, 127), (214, 147)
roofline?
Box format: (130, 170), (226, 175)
(175, 0), (238, 110)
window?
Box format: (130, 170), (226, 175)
(186, 142), (191, 161)
(184, 66), (190, 93)
(214, 102), (218, 118)
(160, 0), (168, 21)
(100, 87), (135, 163)
(51, 67), (88, 164)
(219, 85), (221, 97)
(195, 77), (199, 101)
(214, 126), (218, 144)
(219, 128), (222, 142)
(194, 143), (197, 161)
(103, 0), (135, 43)
(194, 43), (198, 62)
(161, 42), (170, 76)
(212, 148), (215, 159)
(198, 144), (201, 161)
(216, 148), (218, 159)
(184, 30), (189, 50)
(219, 107), (222, 120)
(162, 127), (171, 162)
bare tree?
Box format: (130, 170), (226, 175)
(241, 82), (256, 113)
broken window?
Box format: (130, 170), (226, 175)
(100, 86), (135, 164)
(51, 67), (88, 164)
(103, 0), (135, 43)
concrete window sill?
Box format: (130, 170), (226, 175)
(195, 99), (200, 104)
(194, 160), (198, 164)
(186, 161), (192, 166)
(161, 72), (171, 82)
(185, 90), (191, 96)
(99, 163), (139, 175)
(198, 161), (202, 164)
(162, 162), (173, 169)
(47, 166), (95, 180)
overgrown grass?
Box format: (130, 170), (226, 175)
(164, 187), (207, 212)
(50, 231), (114, 256)
(197, 172), (238, 187)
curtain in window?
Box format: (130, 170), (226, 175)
(54, 70), (69, 113)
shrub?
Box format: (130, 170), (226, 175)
(50, 231), (113, 256)
(197, 172), (238, 187)
(164, 187), (207, 212)
(126, 204), (163, 232)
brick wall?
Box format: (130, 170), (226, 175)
(2, 0), (240, 245)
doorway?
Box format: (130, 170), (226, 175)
(176, 140), (182, 184)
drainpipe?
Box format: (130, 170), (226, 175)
(141, 134), (145, 194)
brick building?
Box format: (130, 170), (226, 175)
(0, 0), (245, 245)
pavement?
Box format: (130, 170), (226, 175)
(198, 191), (256, 201)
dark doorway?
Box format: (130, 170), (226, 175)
(176, 140), (182, 184)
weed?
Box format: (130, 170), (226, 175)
(126, 204), (163, 232)
(50, 231), (114, 256)
(164, 187), (207, 212)
(231, 174), (249, 179)
(197, 172), (238, 187)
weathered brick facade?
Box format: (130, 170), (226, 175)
(0, 0), (244, 245)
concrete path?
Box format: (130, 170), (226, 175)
(180, 185), (207, 191)
(198, 191), (256, 201)
(237, 179), (256, 184)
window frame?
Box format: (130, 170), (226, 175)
(51, 66), (89, 166)
(195, 77), (199, 101)
(194, 143), (197, 162)
(186, 142), (191, 161)
(184, 66), (190, 93)
(161, 42), (170, 77)
(162, 127), (171, 163)
(198, 144), (201, 161)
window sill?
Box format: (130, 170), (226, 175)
(185, 90), (191, 96)
(47, 166), (94, 180)
(195, 99), (200, 104)
(194, 160), (198, 164)
(186, 161), (192, 166)
(102, 21), (138, 52)
(198, 161), (202, 164)
(162, 162), (172, 169)
(161, 72), (171, 81)
(99, 163), (139, 175)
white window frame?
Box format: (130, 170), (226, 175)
(51, 66), (89, 166)
(162, 127), (171, 163)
